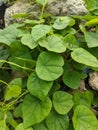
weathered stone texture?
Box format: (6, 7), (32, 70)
(89, 71), (98, 91)
(5, 0), (87, 26)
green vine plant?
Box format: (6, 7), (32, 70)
(0, 0), (98, 130)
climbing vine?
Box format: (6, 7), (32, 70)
(0, 0), (98, 130)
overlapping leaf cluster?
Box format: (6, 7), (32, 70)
(0, 0), (98, 130)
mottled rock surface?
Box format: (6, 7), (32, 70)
(79, 80), (86, 91)
(89, 71), (98, 91)
(5, 0), (87, 26)
(47, 0), (87, 15)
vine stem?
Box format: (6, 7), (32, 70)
(40, 0), (47, 22)
(0, 80), (9, 87)
(6, 90), (29, 110)
(0, 60), (35, 71)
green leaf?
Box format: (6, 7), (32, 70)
(15, 123), (33, 130)
(63, 34), (78, 50)
(31, 25), (52, 41)
(9, 56), (35, 73)
(36, 51), (64, 81)
(85, 18), (98, 26)
(21, 34), (38, 49)
(0, 109), (4, 120)
(39, 35), (66, 53)
(73, 91), (93, 109)
(5, 85), (21, 100)
(72, 105), (98, 130)
(11, 23), (25, 28)
(84, 0), (98, 11)
(49, 81), (60, 96)
(10, 41), (32, 58)
(89, 47), (98, 59)
(6, 111), (13, 123)
(93, 9), (98, 15)
(33, 121), (48, 130)
(63, 69), (82, 89)
(36, 0), (48, 5)
(13, 13), (29, 19)
(9, 78), (22, 87)
(46, 111), (69, 130)
(27, 72), (53, 100)
(52, 16), (75, 30)
(5, 78), (22, 100)
(53, 91), (74, 114)
(24, 19), (44, 25)
(79, 24), (86, 33)
(72, 60), (88, 71)
(60, 27), (76, 36)
(22, 94), (52, 128)
(84, 31), (98, 48)
(18, 29), (30, 37)
(0, 26), (18, 46)
(0, 120), (6, 130)
(9, 41), (35, 72)
(14, 104), (22, 118)
(71, 48), (98, 67)
(0, 49), (10, 67)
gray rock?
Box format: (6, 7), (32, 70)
(79, 80), (86, 92)
(46, 0), (87, 15)
(5, 1), (27, 26)
(89, 71), (98, 91)
(5, 0), (87, 26)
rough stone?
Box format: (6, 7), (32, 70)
(5, 1), (28, 26)
(5, 0), (87, 26)
(78, 80), (86, 92)
(89, 71), (98, 91)
(47, 0), (87, 15)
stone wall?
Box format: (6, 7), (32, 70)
(5, 0), (87, 26)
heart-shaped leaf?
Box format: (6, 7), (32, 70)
(22, 94), (52, 128)
(72, 105), (98, 130)
(5, 78), (22, 100)
(0, 26), (18, 46)
(46, 111), (69, 130)
(31, 25), (52, 41)
(33, 121), (48, 130)
(52, 16), (75, 30)
(73, 91), (93, 109)
(21, 34), (38, 49)
(84, 31), (98, 48)
(53, 91), (74, 114)
(27, 72), (53, 100)
(36, 51), (64, 81)
(63, 69), (82, 89)
(63, 34), (78, 50)
(39, 35), (66, 53)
